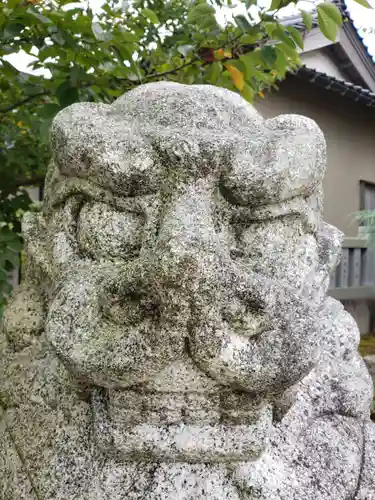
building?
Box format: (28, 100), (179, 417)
(253, 0), (375, 333)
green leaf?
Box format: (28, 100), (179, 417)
(39, 118), (53, 144)
(274, 47), (288, 77)
(270, 0), (282, 10)
(234, 15), (251, 31)
(27, 8), (52, 25)
(287, 26), (304, 49)
(51, 31), (65, 45)
(352, 0), (372, 7)
(228, 59), (247, 75)
(4, 250), (19, 268)
(0, 279), (12, 297)
(92, 22), (113, 41)
(317, 2), (343, 26)
(70, 66), (86, 86)
(118, 29), (139, 42)
(92, 21), (104, 40)
(0, 44), (14, 54)
(40, 103), (60, 119)
(1, 61), (19, 80)
(141, 8), (159, 24)
(245, 0), (257, 7)
(3, 23), (24, 37)
(0, 227), (16, 243)
(187, 3), (215, 24)
(317, 3), (341, 42)
(102, 3), (114, 15)
(273, 26), (296, 48)
(301, 10), (313, 31)
(39, 45), (59, 60)
(241, 32), (262, 44)
(20, 82), (42, 96)
(115, 43), (134, 61)
(7, 0), (22, 7)
(55, 80), (79, 108)
(0, 269), (8, 282)
(205, 61), (222, 83)
(276, 42), (300, 61)
(241, 51), (261, 80)
(261, 45), (277, 66)
(264, 22), (277, 37)
(241, 83), (254, 102)
(8, 239), (23, 252)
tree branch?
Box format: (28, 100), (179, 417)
(145, 58), (200, 81)
(0, 32), (260, 116)
(144, 31), (259, 83)
(0, 92), (50, 114)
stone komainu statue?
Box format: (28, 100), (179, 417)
(1, 82), (374, 500)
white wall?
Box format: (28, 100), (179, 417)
(300, 49), (349, 81)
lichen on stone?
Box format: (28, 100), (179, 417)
(0, 82), (374, 499)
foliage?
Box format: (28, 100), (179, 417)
(0, 0), (370, 313)
(354, 211), (375, 248)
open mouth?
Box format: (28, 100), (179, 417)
(91, 370), (273, 463)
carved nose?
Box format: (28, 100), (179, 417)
(108, 179), (227, 311)
(106, 180), (229, 318)
(148, 180), (226, 294)
(156, 180), (222, 262)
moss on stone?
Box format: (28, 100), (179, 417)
(359, 335), (375, 357)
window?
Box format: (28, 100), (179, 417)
(360, 180), (375, 211)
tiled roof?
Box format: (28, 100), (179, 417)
(279, 1), (375, 108)
(278, 10), (319, 31)
(341, 0), (375, 63)
(295, 65), (375, 107)
(281, 0), (372, 60)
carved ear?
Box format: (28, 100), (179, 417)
(22, 211), (51, 281)
(2, 212), (49, 351)
(2, 281), (45, 350)
(317, 222), (343, 275)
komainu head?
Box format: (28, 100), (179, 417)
(3, 82), (343, 463)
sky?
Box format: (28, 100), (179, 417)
(5, 0), (375, 77)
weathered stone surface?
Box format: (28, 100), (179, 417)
(363, 354), (375, 415)
(364, 354), (375, 380)
(1, 82), (374, 499)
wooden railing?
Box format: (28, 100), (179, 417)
(329, 237), (375, 300)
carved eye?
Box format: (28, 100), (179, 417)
(77, 202), (144, 260)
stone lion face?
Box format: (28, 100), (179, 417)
(4, 82), (343, 462)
